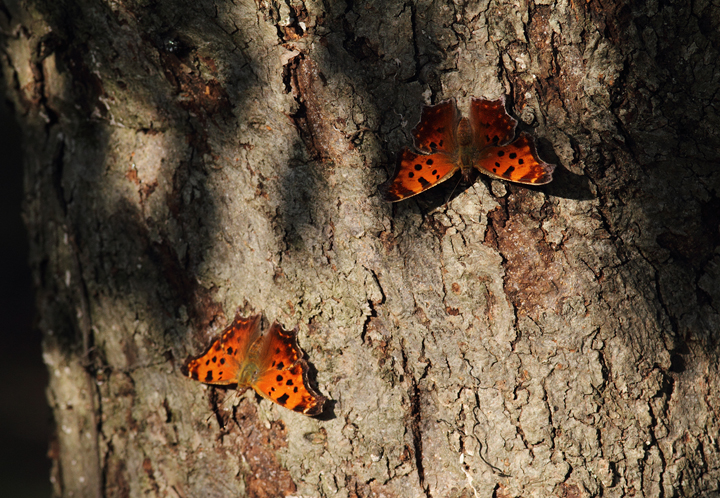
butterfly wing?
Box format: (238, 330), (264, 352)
(250, 322), (326, 416)
(412, 99), (460, 153)
(474, 132), (555, 185)
(469, 96), (518, 148)
(382, 148), (460, 201)
(182, 313), (263, 386)
(381, 99), (462, 201)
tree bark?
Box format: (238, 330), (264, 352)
(2, 0), (719, 496)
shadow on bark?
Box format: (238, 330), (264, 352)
(587, 0), (720, 357)
(29, 0), (270, 338)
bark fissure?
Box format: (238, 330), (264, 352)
(407, 2), (421, 85)
(410, 381), (431, 498)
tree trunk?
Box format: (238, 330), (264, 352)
(2, 0), (719, 496)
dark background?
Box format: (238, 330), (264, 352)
(1, 84), (52, 496)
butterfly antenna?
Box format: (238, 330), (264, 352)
(218, 390), (239, 414)
(205, 389), (238, 424)
(444, 175), (463, 209)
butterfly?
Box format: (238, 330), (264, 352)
(182, 312), (326, 416)
(381, 96), (555, 201)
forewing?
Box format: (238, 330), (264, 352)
(382, 148), (460, 201)
(182, 313), (262, 386)
(469, 97), (518, 149)
(251, 322), (326, 416)
(474, 132), (555, 185)
(412, 99), (459, 153)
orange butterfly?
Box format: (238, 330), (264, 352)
(182, 313), (326, 416)
(382, 96), (555, 201)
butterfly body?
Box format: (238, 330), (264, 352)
(236, 356), (260, 387)
(182, 313), (326, 416)
(382, 97), (555, 202)
(456, 117), (482, 182)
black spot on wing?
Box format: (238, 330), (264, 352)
(204, 370), (213, 382)
(277, 393), (290, 405)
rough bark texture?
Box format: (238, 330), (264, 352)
(2, 0), (719, 496)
